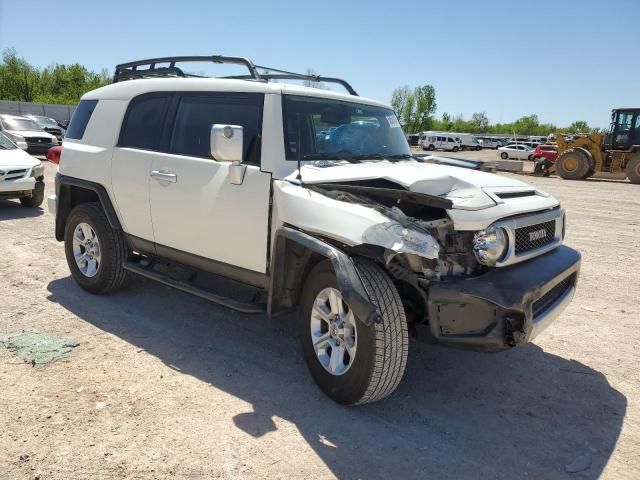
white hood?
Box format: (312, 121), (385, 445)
(0, 147), (40, 168)
(294, 160), (542, 210)
(276, 160), (560, 235)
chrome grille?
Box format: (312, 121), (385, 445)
(532, 274), (575, 318)
(2, 169), (28, 180)
(515, 220), (556, 254)
(25, 137), (52, 144)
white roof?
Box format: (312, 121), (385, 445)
(82, 77), (390, 109)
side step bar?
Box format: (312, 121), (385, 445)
(123, 261), (265, 315)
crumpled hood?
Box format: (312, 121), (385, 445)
(0, 147), (40, 168)
(294, 160), (538, 210)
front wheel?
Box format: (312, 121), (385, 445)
(626, 156), (640, 184)
(476, 146), (482, 151)
(500, 152), (508, 159)
(299, 259), (408, 405)
(64, 203), (128, 294)
(427, 144), (435, 151)
(452, 146), (459, 152)
(19, 181), (44, 207)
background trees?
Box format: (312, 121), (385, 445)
(391, 84), (598, 135)
(0, 48), (110, 104)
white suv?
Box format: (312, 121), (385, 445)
(49, 55), (581, 405)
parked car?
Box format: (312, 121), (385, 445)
(23, 114), (65, 143)
(405, 133), (420, 146)
(497, 144), (534, 160)
(48, 54), (580, 406)
(530, 144), (558, 162)
(419, 132), (461, 151)
(477, 137), (504, 149)
(0, 131), (45, 207)
(0, 114), (58, 155)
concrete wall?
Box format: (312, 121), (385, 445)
(0, 100), (76, 121)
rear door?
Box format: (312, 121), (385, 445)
(111, 94), (170, 243)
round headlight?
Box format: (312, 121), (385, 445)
(473, 226), (508, 266)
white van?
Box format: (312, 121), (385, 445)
(419, 132), (461, 152)
(452, 133), (481, 151)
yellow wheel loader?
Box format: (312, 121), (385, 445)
(553, 108), (640, 184)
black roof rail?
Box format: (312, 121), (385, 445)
(112, 55), (358, 96)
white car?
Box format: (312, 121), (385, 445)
(0, 131), (45, 207)
(497, 144), (534, 160)
(0, 114), (58, 156)
(48, 55), (580, 406)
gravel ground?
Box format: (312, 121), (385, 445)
(0, 160), (638, 479)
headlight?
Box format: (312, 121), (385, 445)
(363, 222), (440, 259)
(473, 226), (508, 266)
(8, 132), (24, 142)
(31, 162), (44, 178)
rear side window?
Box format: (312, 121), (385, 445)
(119, 95), (170, 150)
(66, 100), (98, 140)
(169, 94), (263, 165)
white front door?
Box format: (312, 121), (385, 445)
(149, 93), (271, 274)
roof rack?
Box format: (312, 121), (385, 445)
(113, 55), (358, 96)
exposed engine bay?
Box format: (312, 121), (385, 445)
(306, 182), (482, 283)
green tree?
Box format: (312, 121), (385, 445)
(390, 84), (437, 133)
(471, 112), (489, 132)
(0, 47), (111, 104)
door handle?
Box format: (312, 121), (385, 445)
(151, 170), (177, 183)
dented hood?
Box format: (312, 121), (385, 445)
(295, 160), (535, 210)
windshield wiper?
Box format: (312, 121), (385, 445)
(303, 152), (362, 163)
(385, 154), (417, 161)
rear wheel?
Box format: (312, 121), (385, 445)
(500, 152), (508, 159)
(428, 144), (435, 151)
(452, 146), (459, 152)
(19, 181), (44, 208)
(476, 145), (481, 151)
(626, 155), (640, 184)
(64, 203), (128, 294)
(556, 149), (590, 180)
(299, 259), (408, 405)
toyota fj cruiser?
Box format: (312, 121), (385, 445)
(49, 55), (580, 405)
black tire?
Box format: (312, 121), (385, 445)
(299, 259), (408, 405)
(626, 155), (640, 184)
(476, 146), (482, 151)
(556, 149), (590, 180)
(64, 202), (128, 294)
(452, 146), (459, 152)
(19, 181), (44, 208)
(500, 152), (508, 159)
(427, 144), (435, 151)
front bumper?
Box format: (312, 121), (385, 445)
(27, 143), (54, 155)
(421, 245), (581, 352)
(0, 176), (36, 195)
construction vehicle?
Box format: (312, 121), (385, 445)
(553, 108), (640, 184)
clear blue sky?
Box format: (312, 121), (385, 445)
(1, 0), (638, 128)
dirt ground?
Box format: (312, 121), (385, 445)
(0, 159), (639, 479)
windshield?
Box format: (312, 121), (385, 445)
(283, 95), (411, 163)
(1, 117), (41, 131)
(0, 131), (17, 149)
(31, 116), (58, 127)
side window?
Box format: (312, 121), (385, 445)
(170, 94), (263, 165)
(119, 95), (169, 150)
(66, 100), (98, 140)
(447, 137), (454, 142)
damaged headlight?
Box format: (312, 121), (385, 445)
(31, 162), (44, 179)
(473, 226), (508, 266)
(363, 222), (440, 259)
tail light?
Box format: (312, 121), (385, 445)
(46, 146), (62, 165)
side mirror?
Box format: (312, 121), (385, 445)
(210, 124), (246, 185)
